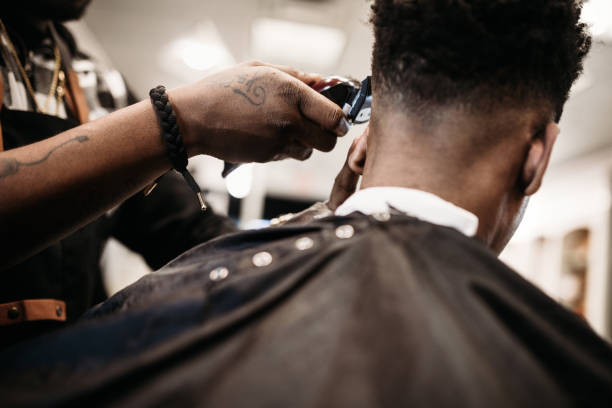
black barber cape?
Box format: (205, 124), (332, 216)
(1, 213), (611, 407)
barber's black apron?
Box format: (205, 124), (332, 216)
(0, 108), (109, 347)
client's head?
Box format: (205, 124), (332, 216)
(349, 0), (591, 252)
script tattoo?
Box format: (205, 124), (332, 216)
(0, 135), (89, 179)
(223, 74), (267, 106)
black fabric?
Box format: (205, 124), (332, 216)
(0, 214), (610, 407)
(110, 171), (238, 271)
(0, 107), (238, 347)
(0, 109), (102, 334)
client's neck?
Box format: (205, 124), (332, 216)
(360, 111), (523, 246)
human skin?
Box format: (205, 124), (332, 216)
(0, 62), (350, 269)
(344, 101), (559, 254)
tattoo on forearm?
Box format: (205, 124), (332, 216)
(0, 135), (89, 179)
(222, 74), (267, 106)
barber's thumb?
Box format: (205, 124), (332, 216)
(297, 84), (351, 137)
(285, 144), (313, 161)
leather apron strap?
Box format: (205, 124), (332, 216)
(0, 72), (4, 152)
(49, 23), (89, 124)
(0, 299), (66, 326)
(64, 71), (90, 124)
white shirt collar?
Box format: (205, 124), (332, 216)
(335, 187), (479, 237)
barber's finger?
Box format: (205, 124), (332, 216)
(271, 65), (321, 86)
(295, 82), (351, 137)
(293, 118), (338, 153)
(284, 143), (314, 162)
(247, 61), (322, 85)
(328, 154), (360, 211)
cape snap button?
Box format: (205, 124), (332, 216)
(372, 212), (391, 222)
(335, 225), (355, 239)
(295, 237), (314, 251)
(252, 251), (273, 267)
(209, 267), (229, 281)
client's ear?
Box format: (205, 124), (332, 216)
(348, 126), (369, 175)
(522, 122), (559, 195)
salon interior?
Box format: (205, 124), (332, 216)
(72, 0), (612, 340)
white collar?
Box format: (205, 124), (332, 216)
(335, 187), (479, 237)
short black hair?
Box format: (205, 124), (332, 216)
(371, 0), (592, 122)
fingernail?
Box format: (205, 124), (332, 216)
(336, 118), (351, 136)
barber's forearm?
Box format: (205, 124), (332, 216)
(0, 100), (170, 269)
(0, 61), (349, 269)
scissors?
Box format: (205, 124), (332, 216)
(222, 75), (372, 178)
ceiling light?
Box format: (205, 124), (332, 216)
(178, 39), (233, 71)
(160, 21), (235, 82)
(251, 18), (347, 70)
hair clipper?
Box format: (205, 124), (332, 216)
(222, 75), (372, 178)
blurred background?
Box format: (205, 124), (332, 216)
(68, 0), (612, 339)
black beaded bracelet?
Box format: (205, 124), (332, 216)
(148, 85), (206, 211)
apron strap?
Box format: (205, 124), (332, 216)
(0, 299), (67, 326)
(49, 23), (89, 124)
(64, 71), (90, 124)
(0, 72), (4, 152)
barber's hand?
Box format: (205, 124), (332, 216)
(169, 61), (350, 163)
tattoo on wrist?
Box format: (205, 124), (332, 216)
(222, 74), (267, 106)
(0, 135), (89, 179)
